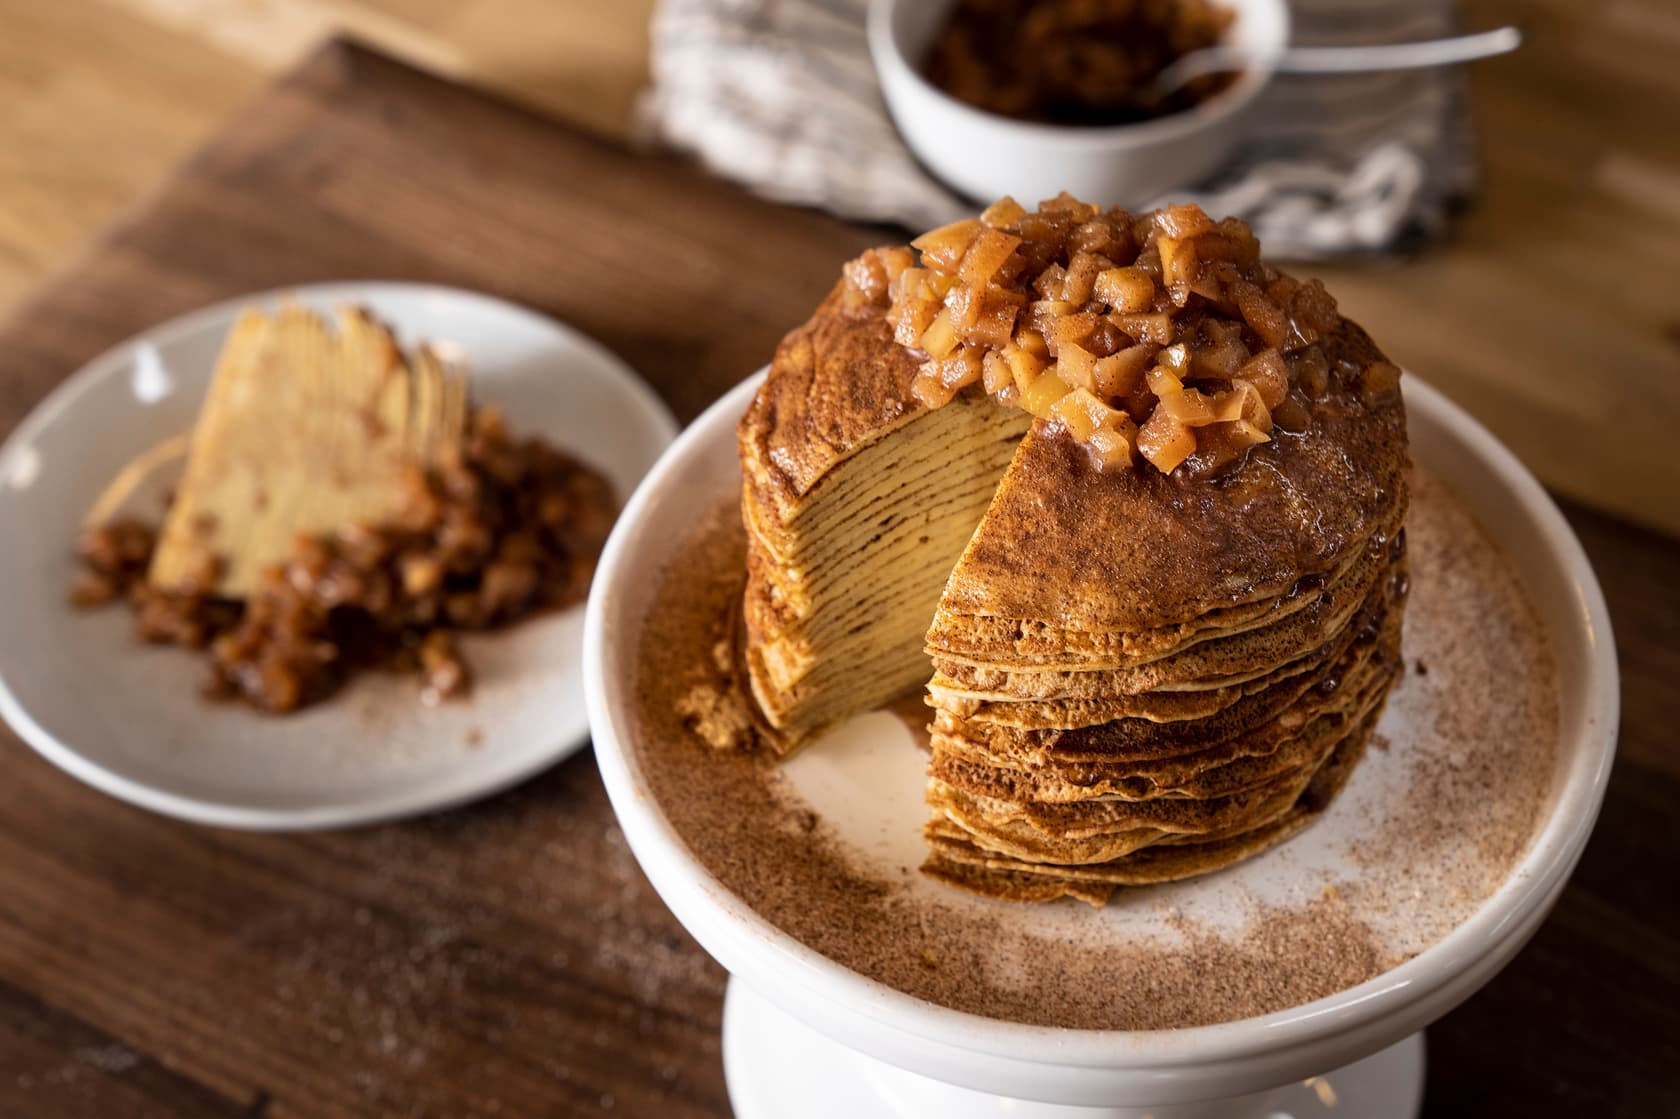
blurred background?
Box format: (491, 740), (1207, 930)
(0, 0), (658, 312)
(3, 0), (1677, 535)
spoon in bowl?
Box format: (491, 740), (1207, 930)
(1152, 25), (1523, 101)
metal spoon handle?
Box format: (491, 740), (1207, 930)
(1157, 26), (1523, 94)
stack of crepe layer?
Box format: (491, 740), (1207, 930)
(920, 431), (1409, 906)
(739, 288), (1030, 750)
(150, 304), (467, 598)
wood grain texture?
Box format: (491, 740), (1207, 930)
(0, 0), (656, 314)
(0, 40), (1673, 1119)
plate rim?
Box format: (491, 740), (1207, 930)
(0, 279), (678, 830)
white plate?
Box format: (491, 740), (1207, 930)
(0, 282), (677, 829)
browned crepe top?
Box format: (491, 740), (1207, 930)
(932, 323), (1408, 636)
(739, 283), (925, 527)
(741, 270), (1408, 636)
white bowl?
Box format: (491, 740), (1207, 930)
(868, 0), (1289, 208)
(584, 372), (1616, 1113)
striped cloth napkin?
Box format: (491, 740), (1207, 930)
(639, 0), (1477, 258)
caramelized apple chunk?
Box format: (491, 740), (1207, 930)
(853, 194), (1391, 474)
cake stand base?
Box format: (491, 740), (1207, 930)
(723, 979), (1425, 1119)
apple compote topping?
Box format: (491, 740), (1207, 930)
(845, 194), (1397, 475)
(74, 408), (617, 713)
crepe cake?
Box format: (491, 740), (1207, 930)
(734, 194), (1409, 905)
(739, 286), (1031, 743)
(150, 304), (467, 597)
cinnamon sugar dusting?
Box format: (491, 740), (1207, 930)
(630, 474), (1557, 1030)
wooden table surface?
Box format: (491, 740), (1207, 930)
(0, 40), (1674, 1119)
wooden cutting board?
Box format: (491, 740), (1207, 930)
(0, 40), (1673, 1119)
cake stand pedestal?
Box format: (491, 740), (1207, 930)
(723, 978), (1424, 1119)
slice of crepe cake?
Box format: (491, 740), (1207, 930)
(148, 304), (467, 598)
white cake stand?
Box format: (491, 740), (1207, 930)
(723, 980), (1425, 1119)
(584, 373), (1618, 1117)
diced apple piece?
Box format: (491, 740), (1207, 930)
(1055, 343), (1098, 392)
(1211, 218), (1260, 265)
(981, 196), (1027, 229)
(982, 351), (1013, 394)
(1156, 343), (1191, 377)
(1007, 345), (1047, 392)
(1153, 203), (1215, 240)
(1290, 344), (1331, 398)
(1131, 241), (1164, 282)
(890, 293), (935, 350)
(1032, 264), (1069, 299)
(1156, 387), (1222, 427)
(1020, 370), (1073, 417)
(1013, 328), (1050, 359)
(1119, 379), (1157, 423)
(920, 309), (960, 360)
(1069, 217), (1128, 258)
(889, 264), (928, 304)
(841, 250), (890, 305)
(1233, 281), (1289, 349)
(1094, 267), (1155, 314)
(1049, 386), (1107, 441)
(1018, 211), (1074, 245)
(1290, 278), (1341, 337)
(1040, 192), (1098, 223)
(1158, 234), (1196, 292)
(1187, 230), (1253, 266)
(1028, 300), (1077, 336)
(878, 245), (916, 281)
(1203, 419), (1271, 462)
(945, 282), (982, 330)
(986, 287), (1028, 314)
(1084, 317), (1124, 358)
(933, 348), (984, 391)
(960, 228), (1023, 286)
(1111, 312), (1174, 346)
(968, 297), (1021, 347)
(913, 219), (983, 271)
(1236, 348), (1289, 408)
(1087, 425), (1135, 468)
(1146, 363), (1184, 398)
(1189, 261), (1239, 304)
(1137, 411), (1197, 473)
(1192, 335), (1250, 379)
(1358, 360), (1402, 405)
(1092, 344), (1155, 398)
(911, 370), (957, 409)
(1207, 381), (1269, 430)
(1201, 317), (1244, 345)
(1049, 312), (1100, 351)
(1062, 251), (1106, 304)
(1193, 419), (1270, 471)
